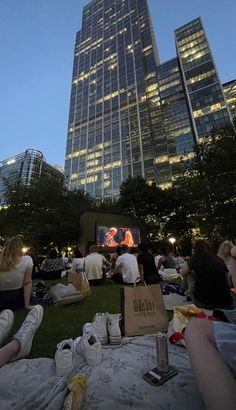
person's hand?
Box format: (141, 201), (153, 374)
(25, 304), (34, 310)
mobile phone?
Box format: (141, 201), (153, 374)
(143, 366), (178, 386)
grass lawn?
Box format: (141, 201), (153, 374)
(8, 280), (173, 359)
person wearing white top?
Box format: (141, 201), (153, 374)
(113, 245), (140, 284)
(85, 244), (110, 285)
(0, 236), (33, 310)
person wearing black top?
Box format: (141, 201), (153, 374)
(137, 243), (162, 284)
(181, 240), (234, 309)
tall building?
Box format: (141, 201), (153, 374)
(175, 18), (232, 142)
(223, 79), (236, 120)
(64, 0), (162, 199)
(65, 3), (233, 196)
(0, 149), (63, 205)
(155, 58), (195, 184)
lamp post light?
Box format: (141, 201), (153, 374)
(169, 237), (176, 254)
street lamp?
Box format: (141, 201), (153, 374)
(169, 237), (176, 254)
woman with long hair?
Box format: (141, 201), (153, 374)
(217, 240), (234, 270)
(0, 236), (33, 310)
(181, 240), (233, 309)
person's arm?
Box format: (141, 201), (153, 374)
(138, 264), (144, 281)
(231, 246), (236, 259)
(180, 262), (191, 277)
(23, 266), (33, 309)
(157, 256), (165, 270)
(113, 258), (122, 275)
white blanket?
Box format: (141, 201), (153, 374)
(0, 334), (204, 410)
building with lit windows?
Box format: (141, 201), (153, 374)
(0, 149), (63, 205)
(175, 18), (232, 141)
(65, 2), (233, 196)
(223, 79), (236, 120)
(64, 0), (162, 199)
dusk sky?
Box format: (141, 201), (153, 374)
(0, 0), (235, 166)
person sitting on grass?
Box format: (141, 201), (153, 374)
(137, 243), (162, 284)
(39, 248), (63, 280)
(0, 236), (34, 310)
(84, 244), (110, 286)
(181, 240), (234, 310)
(185, 318), (236, 410)
(0, 305), (43, 368)
(112, 244), (140, 284)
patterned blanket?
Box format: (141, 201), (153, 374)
(0, 334), (204, 410)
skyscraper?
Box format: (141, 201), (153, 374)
(223, 79), (236, 120)
(65, 3), (233, 196)
(175, 18), (232, 141)
(64, 0), (161, 199)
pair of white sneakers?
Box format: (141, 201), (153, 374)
(83, 312), (122, 345)
(0, 305), (44, 360)
(54, 332), (102, 373)
(54, 312), (122, 373)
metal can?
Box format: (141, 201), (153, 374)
(156, 332), (169, 373)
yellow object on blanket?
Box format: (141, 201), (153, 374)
(63, 375), (87, 410)
(173, 304), (202, 333)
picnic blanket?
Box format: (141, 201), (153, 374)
(0, 334), (204, 410)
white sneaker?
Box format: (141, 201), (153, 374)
(0, 310), (14, 346)
(83, 313), (108, 344)
(55, 339), (74, 377)
(76, 333), (102, 366)
(108, 314), (122, 345)
(13, 305), (44, 360)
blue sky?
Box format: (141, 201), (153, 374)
(0, 0), (235, 165)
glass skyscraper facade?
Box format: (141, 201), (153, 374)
(155, 58), (195, 185)
(65, 4), (233, 196)
(175, 18), (232, 142)
(64, 0), (162, 199)
(223, 79), (236, 120)
(0, 149), (63, 205)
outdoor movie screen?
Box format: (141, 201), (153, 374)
(96, 226), (140, 248)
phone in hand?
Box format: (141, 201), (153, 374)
(143, 366), (178, 386)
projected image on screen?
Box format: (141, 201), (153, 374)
(96, 226), (140, 248)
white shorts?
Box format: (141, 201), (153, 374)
(214, 321), (236, 377)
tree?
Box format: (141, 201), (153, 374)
(0, 178), (94, 252)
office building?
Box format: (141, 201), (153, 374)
(65, 2), (233, 196)
(64, 0), (162, 199)
(223, 79), (236, 120)
(175, 18), (232, 141)
(0, 149), (63, 205)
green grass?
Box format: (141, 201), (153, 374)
(8, 280), (121, 358)
(8, 280), (173, 359)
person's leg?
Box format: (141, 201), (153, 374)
(0, 340), (20, 367)
(0, 305), (44, 368)
(185, 318), (236, 410)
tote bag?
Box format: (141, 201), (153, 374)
(68, 271), (91, 297)
(120, 283), (168, 336)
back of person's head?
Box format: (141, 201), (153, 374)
(193, 240), (212, 256)
(74, 248), (83, 258)
(0, 235), (24, 271)
(130, 247), (139, 255)
(217, 240), (233, 260)
(116, 246), (122, 256)
(48, 248), (58, 259)
(89, 244), (98, 253)
(138, 243), (148, 253)
(120, 244), (129, 254)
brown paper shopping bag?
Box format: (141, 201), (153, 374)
(120, 283), (168, 336)
(68, 271), (91, 297)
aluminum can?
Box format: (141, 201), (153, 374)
(156, 332), (169, 373)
